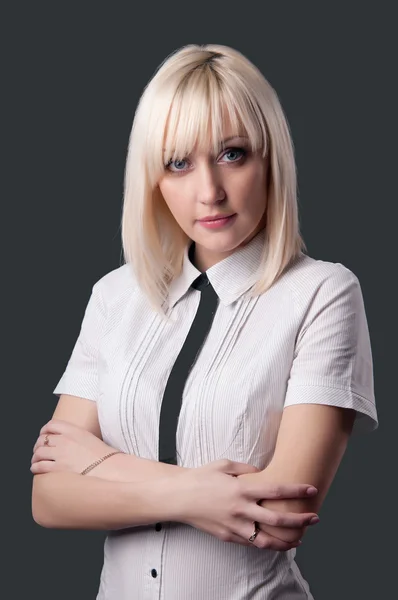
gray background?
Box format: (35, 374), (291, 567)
(4, 3), (395, 599)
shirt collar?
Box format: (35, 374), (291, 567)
(166, 228), (267, 309)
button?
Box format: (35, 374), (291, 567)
(155, 522), (162, 531)
(151, 569), (158, 578)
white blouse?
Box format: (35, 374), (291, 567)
(53, 228), (378, 600)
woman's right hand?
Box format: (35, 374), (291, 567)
(174, 459), (319, 551)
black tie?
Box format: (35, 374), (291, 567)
(158, 270), (219, 464)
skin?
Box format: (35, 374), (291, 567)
(157, 125), (357, 544)
(31, 414), (319, 546)
(31, 119), (355, 551)
(158, 127), (268, 271)
(31, 122), (320, 549)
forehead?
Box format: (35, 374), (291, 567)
(163, 108), (248, 158)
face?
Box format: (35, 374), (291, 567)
(157, 124), (268, 272)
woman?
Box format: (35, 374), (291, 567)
(31, 44), (378, 599)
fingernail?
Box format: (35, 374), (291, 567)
(308, 517), (320, 525)
(306, 486), (318, 496)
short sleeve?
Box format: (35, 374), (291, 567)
(284, 265), (378, 434)
(53, 280), (107, 402)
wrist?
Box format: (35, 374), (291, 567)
(142, 473), (188, 523)
(165, 468), (200, 524)
(85, 451), (129, 481)
(81, 450), (123, 476)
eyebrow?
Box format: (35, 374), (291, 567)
(163, 135), (249, 153)
(219, 135), (248, 145)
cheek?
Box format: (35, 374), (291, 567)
(230, 173), (267, 214)
(159, 181), (176, 208)
(248, 167), (267, 206)
(158, 181), (189, 222)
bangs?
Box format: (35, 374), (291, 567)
(160, 64), (268, 172)
(123, 44), (304, 317)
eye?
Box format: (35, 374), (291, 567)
(164, 158), (190, 173)
(164, 147), (247, 173)
(221, 147), (247, 163)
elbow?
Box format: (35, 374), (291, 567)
(31, 502), (55, 528)
(31, 475), (57, 528)
(32, 508), (53, 529)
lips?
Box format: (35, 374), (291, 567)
(197, 213), (237, 229)
(198, 214), (235, 222)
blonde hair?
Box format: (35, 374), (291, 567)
(121, 43), (306, 320)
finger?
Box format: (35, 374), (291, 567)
(258, 523), (304, 545)
(215, 459), (260, 476)
(215, 524), (260, 547)
(248, 505), (319, 529)
(252, 531), (301, 551)
(222, 532), (252, 546)
(234, 519), (300, 550)
(31, 447), (55, 464)
(33, 434), (54, 452)
(30, 460), (56, 475)
(40, 418), (80, 436)
(40, 419), (69, 435)
(244, 480), (318, 500)
(32, 435), (42, 453)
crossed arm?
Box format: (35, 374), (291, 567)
(31, 394), (355, 542)
(244, 402), (356, 541)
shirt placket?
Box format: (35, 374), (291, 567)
(143, 521), (167, 600)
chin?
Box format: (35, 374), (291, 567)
(195, 231), (245, 253)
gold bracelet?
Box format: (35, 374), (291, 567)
(80, 451), (124, 476)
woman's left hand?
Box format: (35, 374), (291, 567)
(30, 419), (117, 476)
(237, 471), (316, 544)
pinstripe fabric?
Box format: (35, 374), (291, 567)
(53, 228), (378, 599)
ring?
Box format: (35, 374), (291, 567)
(248, 521), (260, 543)
(44, 434), (50, 446)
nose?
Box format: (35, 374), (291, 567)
(195, 162), (226, 205)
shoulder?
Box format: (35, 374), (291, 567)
(281, 252), (361, 312)
(91, 263), (139, 312)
